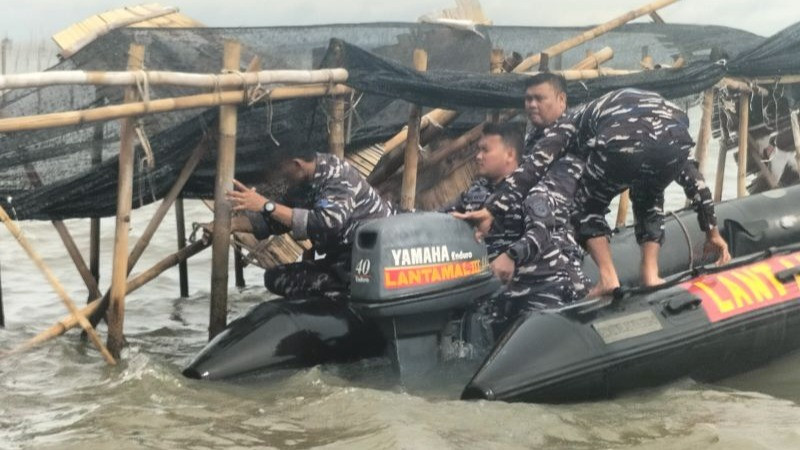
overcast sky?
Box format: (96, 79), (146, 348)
(0, 0), (795, 43)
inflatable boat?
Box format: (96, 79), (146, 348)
(183, 186), (800, 403)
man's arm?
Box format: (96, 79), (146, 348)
(674, 159), (731, 265)
(296, 180), (358, 244)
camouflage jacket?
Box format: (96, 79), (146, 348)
(488, 88), (717, 231)
(441, 177), (523, 260)
(248, 153), (394, 256)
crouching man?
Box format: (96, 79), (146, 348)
(227, 147), (393, 300)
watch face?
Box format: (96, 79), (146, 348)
(264, 202), (275, 213)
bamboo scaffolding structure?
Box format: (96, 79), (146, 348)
(107, 44), (144, 358)
(88, 139), (207, 327)
(400, 49), (427, 211)
(512, 0), (680, 73)
(209, 40), (241, 340)
(370, 0), (667, 185)
(175, 197), (189, 298)
(571, 47), (614, 70)
(737, 94), (750, 197)
(0, 68), (348, 90)
(7, 240), (210, 356)
(0, 204), (116, 365)
(0, 83), (352, 134)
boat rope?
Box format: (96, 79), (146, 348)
(668, 211), (694, 272)
(134, 70), (151, 113)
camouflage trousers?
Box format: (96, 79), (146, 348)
(573, 141), (691, 245)
(264, 258), (349, 300)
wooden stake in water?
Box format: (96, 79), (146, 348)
(209, 40), (242, 340)
(107, 43), (144, 359)
(400, 49), (427, 212)
(0, 204), (116, 365)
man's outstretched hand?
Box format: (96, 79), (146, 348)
(227, 179), (268, 212)
(704, 227), (732, 266)
(451, 208), (494, 241)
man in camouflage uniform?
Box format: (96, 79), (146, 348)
(227, 147), (393, 300)
(494, 154), (588, 318)
(471, 85), (731, 298)
(442, 122), (523, 260)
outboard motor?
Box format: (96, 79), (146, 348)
(349, 212), (501, 376)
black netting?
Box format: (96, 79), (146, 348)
(0, 21), (796, 220)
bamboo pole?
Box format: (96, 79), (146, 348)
(0, 84), (352, 134)
(718, 78), (768, 96)
(329, 97), (346, 158)
(753, 75), (800, 85)
(571, 47), (614, 70)
(695, 89), (715, 176)
(400, 49), (427, 212)
(0, 204), (116, 364)
(737, 94), (750, 198)
(107, 44), (144, 358)
(209, 40), (241, 340)
(0, 68), (349, 90)
(89, 117), (104, 298)
(790, 110), (800, 176)
(175, 197), (189, 298)
(714, 142), (727, 203)
(234, 245), (246, 289)
(8, 240), (210, 355)
(23, 167), (102, 299)
(513, 0), (680, 73)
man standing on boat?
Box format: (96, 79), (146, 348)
(226, 147), (394, 300)
(441, 122), (524, 260)
(457, 79), (731, 297)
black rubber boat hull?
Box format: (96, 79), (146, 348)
(463, 249), (800, 403)
(182, 297), (385, 380)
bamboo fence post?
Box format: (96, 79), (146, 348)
(329, 97), (346, 158)
(791, 109), (800, 173)
(0, 84), (352, 134)
(8, 240), (210, 355)
(737, 94), (750, 198)
(714, 141), (728, 203)
(400, 49), (427, 211)
(52, 222), (102, 299)
(107, 43), (144, 358)
(0, 204), (116, 364)
(695, 89), (715, 176)
(512, 0), (679, 73)
(89, 116), (104, 298)
(210, 40), (241, 340)
(175, 196), (189, 298)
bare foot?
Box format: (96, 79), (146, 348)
(587, 282), (620, 299)
(642, 276), (665, 287)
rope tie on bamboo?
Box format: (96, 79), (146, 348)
(223, 69), (249, 105)
(264, 94), (280, 146)
(134, 70), (151, 113)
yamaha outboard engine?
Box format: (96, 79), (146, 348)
(349, 212), (501, 376)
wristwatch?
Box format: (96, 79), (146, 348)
(262, 200), (276, 215)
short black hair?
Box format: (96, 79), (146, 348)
(482, 122), (523, 163)
(524, 72), (568, 96)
